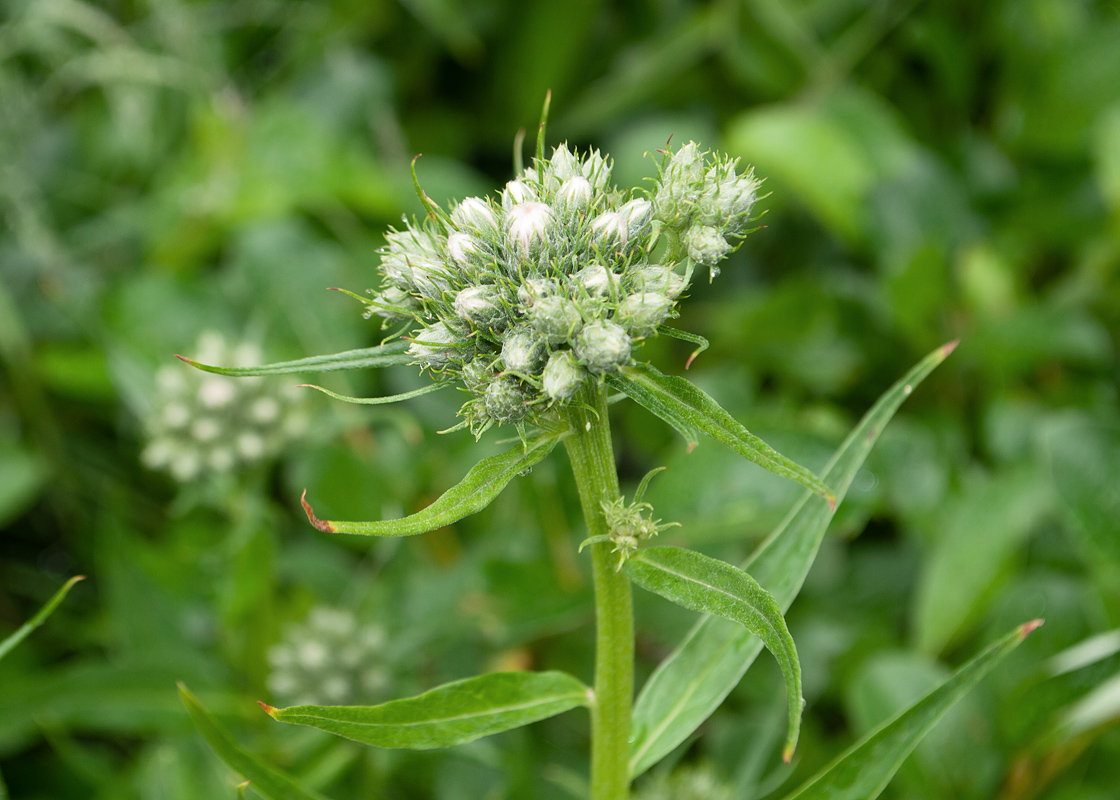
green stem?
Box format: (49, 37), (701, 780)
(563, 384), (632, 800)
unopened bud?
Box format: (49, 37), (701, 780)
(454, 285), (504, 328)
(575, 320), (631, 372)
(408, 322), (457, 368)
(542, 351), (585, 402)
(557, 176), (593, 216)
(529, 295), (583, 344)
(628, 265), (686, 298)
(452, 197), (500, 234)
(484, 377), (528, 424)
(618, 292), (672, 338)
(461, 358), (494, 394)
(503, 179), (538, 208)
(591, 210), (627, 249)
(685, 225), (730, 268)
(508, 202), (553, 255)
(618, 198), (653, 242)
(501, 330), (545, 373)
(575, 263), (616, 296)
(447, 232), (485, 268)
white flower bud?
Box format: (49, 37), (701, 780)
(591, 210), (627, 249)
(408, 322), (457, 368)
(579, 149), (611, 190)
(529, 295), (583, 344)
(547, 144), (582, 181)
(507, 202), (553, 254)
(575, 263), (616, 296)
(452, 197), (500, 234)
(501, 329), (545, 373)
(484, 377), (528, 424)
(618, 292), (673, 338)
(191, 417), (221, 443)
(237, 432), (266, 460)
(454, 285), (504, 327)
(503, 179), (538, 208)
(517, 277), (558, 307)
(251, 396), (280, 424)
(447, 232), (483, 268)
(618, 198), (653, 242)
(542, 351), (585, 402)
(382, 229), (442, 291)
(698, 167), (760, 234)
(366, 286), (418, 321)
(685, 225), (731, 268)
(655, 142), (706, 226)
(557, 176), (592, 216)
(629, 264), (687, 298)
(198, 377), (236, 408)
(575, 320), (631, 372)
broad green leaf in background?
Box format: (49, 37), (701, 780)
(629, 341), (957, 777)
(300, 434), (560, 536)
(782, 620), (1042, 800)
(0, 576), (83, 663)
(624, 547), (803, 761)
(176, 341), (412, 377)
(606, 364), (835, 505)
(178, 685), (327, 800)
(911, 466), (1052, 655)
(263, 671), (591, 749)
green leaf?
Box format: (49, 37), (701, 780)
(606, 363), (835, 505)
(298, 381), (449, 405)
(176, 340), (412, 377)
(629, 341), (957, 777)
(0, 575), (83, 663)
(178, 684), (328, 800)
(624, 547), (803, 761)
(656, 325), (709, 368)
(781, 620), (1041, 800)
(263, 671), (591, 749)
(301, 434), (560, 536)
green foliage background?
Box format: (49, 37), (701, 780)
(1, 0), (1118, 797)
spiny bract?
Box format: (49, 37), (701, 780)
(363, 142), (761, 437)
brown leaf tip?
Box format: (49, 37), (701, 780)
(782, 743), (795, 764)
(257, 700), (277, 717)
(300, 489), (336, 532)
(1019, 618), (1045, 639)
(174, 354), (197, 365)
(940, 339), (961, 357)
(685, 352), (699, 370)
(826, 493), (837, 513)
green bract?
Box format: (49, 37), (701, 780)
(360, 140), (761, 438)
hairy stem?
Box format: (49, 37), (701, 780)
(563, 385), (632, 800)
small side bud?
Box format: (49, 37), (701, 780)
(575, 320), (631, 372)
(542, 351), (586, 402)
(685, 224), (731, 270)
(618, 292), (673, 338)
(484, 377), (528, 424)
(501, 329), (545, 373)
(408, 322), (458, 368)
(454, 285), (504, 328)
(529, 295), (583, 344)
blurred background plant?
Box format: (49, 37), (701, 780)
(0, 0), (1117, 798)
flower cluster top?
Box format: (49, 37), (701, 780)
(365, 142), (760, 435)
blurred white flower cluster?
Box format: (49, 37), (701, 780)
(363, 142), (760, 435)
(266, 606), (390, 707)
(141, 332), (307, 482)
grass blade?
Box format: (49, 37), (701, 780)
(178, 684), (328, 800)
(262, 671), (591, 749)
(300, 434), (560, 536)
(629, 341), (957, 777)
(607, 364), (835, 505)
(176, 341), (412, 377)
(0, 575), (83, 663)
(782, 620), (1042, 800)
(625, 547), (803, 761)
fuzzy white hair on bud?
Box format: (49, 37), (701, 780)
(529, 295), (583, 344)
(452, 197), (499, 233)
(501, 330), (545, 373)
(575, 320), (631, 372)
(454, 286), (503, 327)
(542, 351), (585, 402)
(618, 292), (673, 338)
(447, 232), (482, 267)
(408, 322), (457, 368)
(558, 176), (593, 216)
(507, 202), (553, 254)
(685, 224), (731, 268)
(503, 179), (538, 208)
(575, 263), (616, 296)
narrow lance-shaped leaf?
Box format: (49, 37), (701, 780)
(298, 381), (449, 405)
(176, 340), (412, 377)
(624, 547), (803, 761)
(630, 341), (957, 777)
(262, 671), (591, 749)
(783, 620), (1042, 800)
(656, 325), (709, 369)
(606, 364), (835, 506)
(178, 684), (328, 800)
(301, 434), (560, 536)
(0, 575), (83, 663)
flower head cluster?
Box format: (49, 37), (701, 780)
(364, 142), (760, 435)
(267, 606), (391, 707)
(141, 332), (307, 482)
